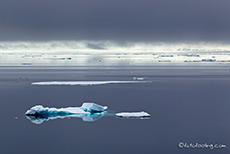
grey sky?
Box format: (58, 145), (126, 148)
(0, 0), (230, 42)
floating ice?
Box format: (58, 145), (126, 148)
(25, 103), (108, 124)
(116, 111), (150, 119)
(133, 77), (146, 81)
(25, 103), (150, 124)
(31, 81), (149, 86)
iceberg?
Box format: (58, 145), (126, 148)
(31, 80), (150, 86)
(25, 103), (150, 124)
(25, 103), (108, 124)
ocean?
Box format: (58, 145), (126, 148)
(0, 66), (229, 154)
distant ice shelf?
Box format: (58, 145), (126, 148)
(31, 81), (150, 86)
(25, 102), (150, 124)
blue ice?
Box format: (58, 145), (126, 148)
(25, 103), (150, 124)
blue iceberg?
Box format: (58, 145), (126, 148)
(25, 103), (150, 124)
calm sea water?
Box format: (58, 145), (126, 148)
(0, 66), (230, 154)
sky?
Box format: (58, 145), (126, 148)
(1, 0), (230, 43)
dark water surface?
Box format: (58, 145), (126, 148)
(0, 66), (230, 154)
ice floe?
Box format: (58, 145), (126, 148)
(116, 111), (150, 119)
(133, 77), (146, 81)
(25, 103), (150, 124)
(31, 81), (150, 86)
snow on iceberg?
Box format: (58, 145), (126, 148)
(80, 102), (107, 112)
(31, 81), (150, 86)
(25, 103), (150, 124)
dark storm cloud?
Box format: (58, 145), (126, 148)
(0, 0), (230, 42)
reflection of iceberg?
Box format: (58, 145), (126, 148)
(25, 103), (150, 124)
(31, 81), (150, 86)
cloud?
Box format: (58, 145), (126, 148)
(0, 0), (230, 42)
(0, 41), (229, 54)
(86, 43), (107, 50)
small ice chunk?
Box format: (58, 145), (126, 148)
(116, 111), (150, 119)
(133, 77), (145, 81)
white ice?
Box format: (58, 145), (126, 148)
(25, 103), (107, 115)
(133, 77), (146, 80)
(25, 105), (86, 115)
(31, 81), (149, 86)
(116, 111), (150, 118)
(81, 102), (107, 112)
(25, 103), (151, 124)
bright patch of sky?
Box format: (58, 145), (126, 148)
(0, 41), (229, 53)
(0, 41), (229, 66)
